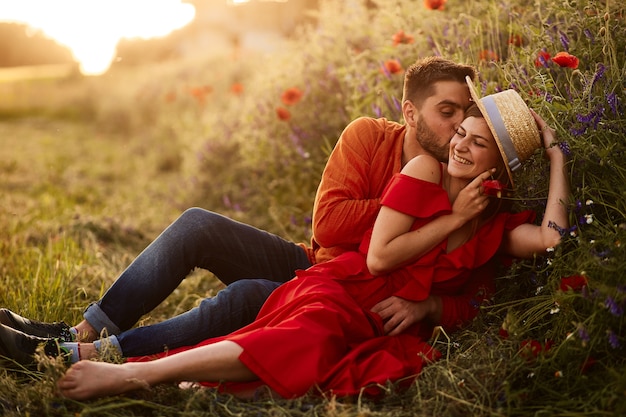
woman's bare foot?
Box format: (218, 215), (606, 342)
(57, 361), (149, 400)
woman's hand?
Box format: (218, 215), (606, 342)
(529, 109), (558, 152)
(452, 169), (494, 221)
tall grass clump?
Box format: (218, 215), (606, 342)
(0, 0), (624, 415)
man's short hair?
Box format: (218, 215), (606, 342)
(402, 57), (476, 107)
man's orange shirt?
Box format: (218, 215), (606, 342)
(300, 117), (406, 264)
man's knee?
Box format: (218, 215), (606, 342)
(222, 279), (280, 305)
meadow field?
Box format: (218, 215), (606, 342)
(0, 0), (625, 415)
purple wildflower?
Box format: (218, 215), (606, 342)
(578, 325), (590, 343)
(607, 330), (620, 349)
(559, 31), (570, 51)
(574, 200), (583, 212)
(372, 103), (383, 118)
(380, 61), (392, 79)
(607, 92), (621, 116)
(570, 125), (588, 136)
(289, 133), (309, 159)
(605, 296), (624, 317)
(592, 63), (606, 85)
(576, 105), (604, 130)
(537, 52), (550, 68)
(521, 66), (529, 77)
(584, 28), (595, 42)
(392, 95), (402, 113)
(558, 141), (571, 156)
(382, 93), (395, 114)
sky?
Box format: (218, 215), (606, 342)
(0, 0), (196, 75)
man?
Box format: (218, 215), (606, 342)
(1, 57), (486, 365)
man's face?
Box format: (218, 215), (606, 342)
(413, 80), (471, 162)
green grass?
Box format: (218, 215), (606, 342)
(1, 0), (625, 415)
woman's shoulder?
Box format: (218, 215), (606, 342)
(401, 155), (443, 184)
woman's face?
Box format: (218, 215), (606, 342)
(447, 116), (502, 180)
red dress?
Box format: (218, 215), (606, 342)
(131, 173), (534, 398)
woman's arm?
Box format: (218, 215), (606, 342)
(367, 156), (492, 275)
(501, 111), (570, 258)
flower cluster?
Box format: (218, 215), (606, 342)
(276, 86), (304, 122)
(381, 59), (404, 76)
(392, 30), (414, 46)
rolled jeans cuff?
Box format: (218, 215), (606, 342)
(83, 302), (122, 336)
(93, 335), (123, 357)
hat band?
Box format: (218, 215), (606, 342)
(482, 96), (521, 171)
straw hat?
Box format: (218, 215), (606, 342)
(465, 76), (542, 186)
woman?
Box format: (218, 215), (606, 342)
(57, 79), (569, 401)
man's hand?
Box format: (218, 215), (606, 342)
(371, 296), (437, 336)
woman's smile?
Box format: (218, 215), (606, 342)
(451, 152), (472, 165)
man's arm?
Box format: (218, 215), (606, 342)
(312, 118), (395, 250)
(372, 261), (496, 335)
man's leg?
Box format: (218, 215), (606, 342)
(106, 279), (280, 357)
(81, 207), (311, 338)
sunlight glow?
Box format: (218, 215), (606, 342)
(0, 0), (196, 75)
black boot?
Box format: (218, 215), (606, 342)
(0, 308), (73, 341)
(0, 323), (71, 366)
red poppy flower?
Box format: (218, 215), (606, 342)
(535, 50), (551, 67)
(552, 51), (579, 69)
(189, 85), (213, 105)
(519, 339), (542, 358)
(559, 274), (588, 292)
(519, 339), (553, 360)
(479, 49), (499, 62)
(280, 87), (304, 106)
(482, 179), (505, 198)
(392, 30), (414, 46)
(508, 34), (524, 47)
(231, 83), (244, 95)
(581, 356), (597, 374)
(276, 106), (291, 121)
(424, 0), (446, 10)
(381, 59), (404, 75)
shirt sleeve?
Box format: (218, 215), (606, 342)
(312, 118), (386, 249)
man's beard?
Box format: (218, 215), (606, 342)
(415, 115), (450, 163)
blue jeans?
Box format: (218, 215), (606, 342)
(83, 207), (312, 357)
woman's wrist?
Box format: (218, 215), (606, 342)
(545, 145), (566, 162)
